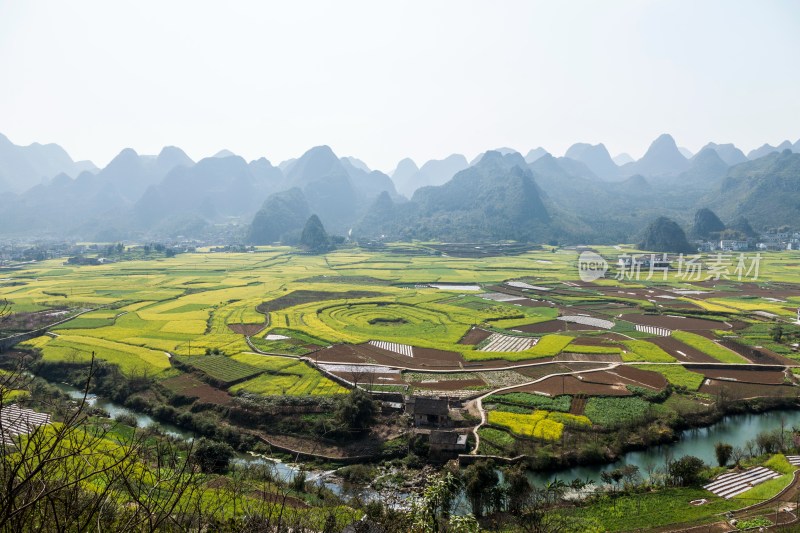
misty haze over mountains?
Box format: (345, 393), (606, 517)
(1, 131), (800, 245)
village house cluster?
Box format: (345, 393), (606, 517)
(695, 230), (800, 253)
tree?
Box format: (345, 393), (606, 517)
(772, 323), (784, 343)
(503, 464), (531, 514)
(756, 429), (783, 455)
(463, 460), (499, 518)
(192, 438), (234, 474)
(715, 442), (733, 467)
(619, 464), (640, 489)
(668, 455), (706, 487)
(511, 478), (591, 533)
(730, 446), (745, 467)
(410, 471), (461, 532)
(745, 439), (757, 458)
(601, 468), (625, 493)
(335, 388), (378, 433)
(0, 357), (207, 531)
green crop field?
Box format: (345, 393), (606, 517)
(621, 340), (676, 363)
(22, 334), (171, 375)
(227, 353), (347, 395)
(7, 244), (800, 533)
(486, 409), (586, 440)
(671, 330), (749, 363)
(5, 246), (800, 406)
(632, 364), (706, 390)
(174, 355), (263, 385)
(562, 344), (622, 355)
(477, 427), (515, 449)
(487, 392), (572, 412)
(583, 397), (653, 427)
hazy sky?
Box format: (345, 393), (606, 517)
(1, 0), (798, 171)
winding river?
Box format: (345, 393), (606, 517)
(529, 409), (800, 486)
(53, 382), (800, 491)
(54, 382), (376, 499)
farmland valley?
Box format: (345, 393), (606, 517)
(5, 244), (800, 531)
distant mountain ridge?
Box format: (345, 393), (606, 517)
(564, 143), (620, 180)
(358, 151), (552, 242)
(620, 134), (690, 178)
(390, 153), (469, 197)
(709, 150), (800, 229)
(0, 133), (97, 192)
(1, 131), (799, 242)
(748, 141), (794, 160)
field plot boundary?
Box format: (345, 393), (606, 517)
(635, 324), (672, 337)
(1, 405), (51, 445)
(369, 340), (414, 357)
(703, 467), (780, 499)
(173, 355), (264, 387)
(557, 315), (615, 329)
(478, 333), (538, 352)
(479, 292), (528, 302)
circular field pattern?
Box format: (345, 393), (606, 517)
(316, 302), (464, 344)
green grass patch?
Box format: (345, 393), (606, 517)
(229, 353), (348, 396)
(763, 454), (797, 475)
(736, 473), (793, 501)
(573, 488), (739, 532)
(230, 371), (346, 396)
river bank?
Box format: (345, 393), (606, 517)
(527, 406), (800, 486)
(55, 378), (800, 495)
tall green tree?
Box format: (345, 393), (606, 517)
(772, 323), (784, 343)
(714, 442), (733, 467)
(463, 460), (499, 518)
(668, 455), (706, 486)
(335, 388), (378, 433)
(503, 464), (531, 514)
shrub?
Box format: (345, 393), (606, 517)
(114, 413), (139, 428)
(192, 438), (234, 474)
